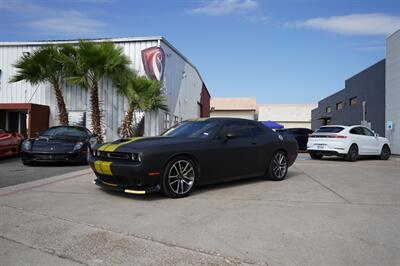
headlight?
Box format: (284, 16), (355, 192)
(73, 141), (85, 151)
(89, 137), (98, 149)
(22, 140), (32, 151)
(131, 153), (142, 163)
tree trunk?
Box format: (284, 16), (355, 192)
(121, 106), (135, 138)
(53, 83), (69, 126)
(90, 81), (103, 143)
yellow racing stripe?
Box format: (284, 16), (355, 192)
(100, 161), (112, 175)
(98, 137), (142, 152)
(94, 160), (103, 174)
(94, 160), (113, 175)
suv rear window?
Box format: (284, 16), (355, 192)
(316, 127), (344, 133)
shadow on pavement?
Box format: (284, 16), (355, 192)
(99, 170), (300, 201)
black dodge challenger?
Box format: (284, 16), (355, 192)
(21, 126), (95, 165)
(89, 118), (298, 198)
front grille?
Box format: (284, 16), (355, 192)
(99, 175), (131, 186)
(98, 151), (130, 160)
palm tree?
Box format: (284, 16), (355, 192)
(60, 41), (131, 142)
(10, 46), (69, 125)
(120, 74), (168, 138)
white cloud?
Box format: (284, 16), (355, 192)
(287, 13), (400, 36)
(0, 0), (106, 37)
(189, 0), (258, 16)
(29, 11), (105, 35)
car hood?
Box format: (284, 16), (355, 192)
(31, 137), (83, 153)
(0, 132), (14, 141)
(97, 136), (203, 153)
(378, 136), (388, 142)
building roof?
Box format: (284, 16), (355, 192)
(211, 97), (257, 111)
(0, 36), (209, 95)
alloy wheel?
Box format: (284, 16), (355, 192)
(273, 153), (287, 179)
(168, 160), (195, 195)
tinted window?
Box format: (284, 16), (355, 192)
(362, 127), (375, 136)
(350, 127), (364, 135)
(218, 121), (252, 139)
(162, 120), (219, 138)
(0, 128), (5, 133)
(248, 124), (264, 137)
(41, 127), (90, 138)
(316, 127), (344, 133)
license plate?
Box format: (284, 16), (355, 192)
(316, 144), (325, 150)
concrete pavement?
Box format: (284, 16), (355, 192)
(0, 156), (88, 188)
(1, 155), (400, 265)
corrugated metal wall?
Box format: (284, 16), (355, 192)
(0, 38), (206, 141)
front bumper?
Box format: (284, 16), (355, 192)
(88, 155), (162, 194)
(21, 151), (87, 163)
(94, 178), (160, 194)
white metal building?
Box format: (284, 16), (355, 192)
(258, 104), (317, 129)
(0, 37), (210, 141)
(386, 29), (400, 154)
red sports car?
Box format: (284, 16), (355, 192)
(0, 129), (24, 158)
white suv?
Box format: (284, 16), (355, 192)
(307, 125), (391, 161)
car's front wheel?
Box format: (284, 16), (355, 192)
(379, 145), (391, 160)
(267, 151), (288, 181)
(162, 156), (196, 198)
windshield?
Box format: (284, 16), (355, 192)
(316, 126), (344, 133)
(161, 120), (220, 138)
(40, 127), (89, 138)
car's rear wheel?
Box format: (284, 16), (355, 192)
(379, 145), (391, 160)
(162, 156), (196, 198)
(309, 153), (323, 160)
(345, 144), (359, 162)
(267, 151), (288, 181)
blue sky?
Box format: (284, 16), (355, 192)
(1, 0), (400, 104)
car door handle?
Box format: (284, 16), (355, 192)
(251, 142), (257, 145)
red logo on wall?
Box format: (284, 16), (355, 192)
(141, 47), (165, 81)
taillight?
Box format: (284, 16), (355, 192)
(308, 135), (347, 138)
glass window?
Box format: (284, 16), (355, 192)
(248, 124), (264, 137)
(316, 126), (344, 133)
(326, 106), (332, 113)
(163, 113), (170, 129)
(350, 127), (364, 135)
(362, 127), (375, 136)
(349, 97), (357, 107)
(40, 127), (90, 138)
(162, 120), (219, 139)
(218, 121), (252, 139)
(336, 102), (343, 110)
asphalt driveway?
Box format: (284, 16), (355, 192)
(0, 154), (399, 265)
(0, 156), (88, 188)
